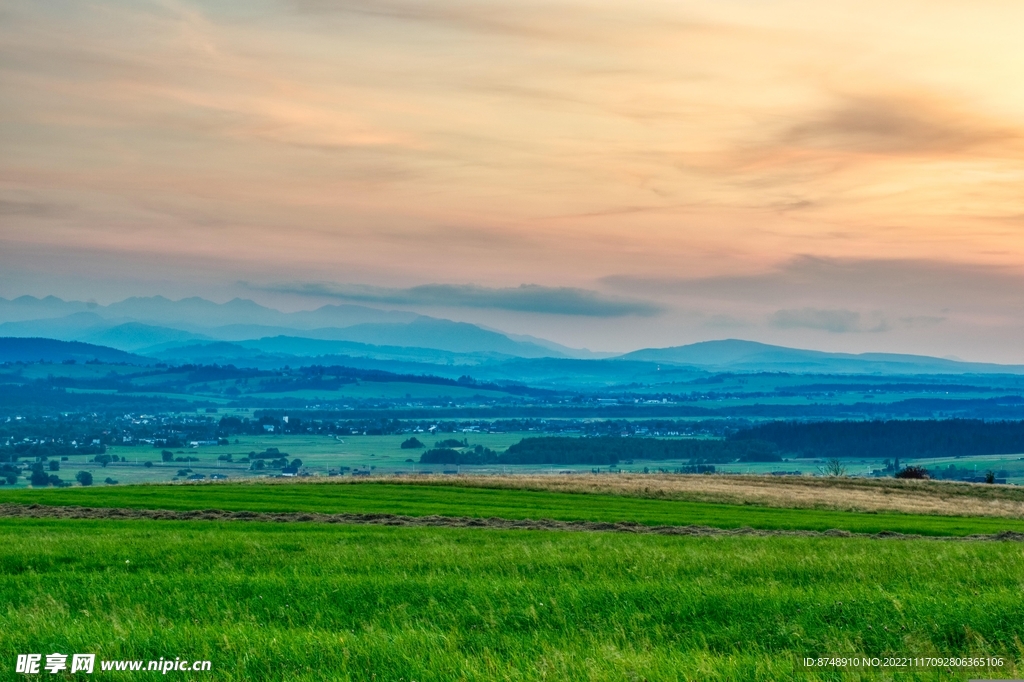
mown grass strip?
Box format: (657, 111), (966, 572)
(1, 518), (1022, 681)
(4, 481), (1024, 536)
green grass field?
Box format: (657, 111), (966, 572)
(5, 480), (1024, 537)
(1, 518), (1021, 681)
(5, 481), (1024, 679)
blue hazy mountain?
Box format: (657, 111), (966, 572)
(0, 337), (150, 364)
(79, 323), (212, 351)
(0, 295), (93, 322)
(6, 295), (1024, 377)
(0, 296), (587, 359)
(0, 312), (111, 339)
(619, 339), (1024, 374)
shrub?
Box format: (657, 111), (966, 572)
(401, 437), (425, 449)
(75, 471), (93, 486)
(895, 466), (929, 479)
(144, 461), (154, 468)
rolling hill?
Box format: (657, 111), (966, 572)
(0, 337), (150, 364)
(619, 339), (1024, 374)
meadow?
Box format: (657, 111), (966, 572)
(1, 518), (1022, 681)
(32, 432), (547, 487)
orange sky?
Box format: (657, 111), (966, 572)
(3, 1), (1024, 358)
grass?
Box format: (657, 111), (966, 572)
(1, 518), (1022, 681)
(5, 481), (1024, 536)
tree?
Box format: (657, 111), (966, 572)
(401, 437), (425, 449)
(48, 460), (60, 471)
(94, 454), (112, 467)
(76, 471), (93, 486)
(30, 468), (50, 487)
(818, 458), (847, 477)
(144, 461), (154, 468)
(985, 470), (996, 484)
(161, 450), (174, 462)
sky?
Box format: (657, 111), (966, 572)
(2, 0), (1024, 360)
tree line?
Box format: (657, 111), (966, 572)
(730, 419), (1024, 459)
(419, 437), (781, 466)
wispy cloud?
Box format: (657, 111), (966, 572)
(602, 256), (1024, 312)
(782, 94), (1016, 157)
(768, 308), (889, 333)
(248, 282), (662, 317)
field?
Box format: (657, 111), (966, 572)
(7, 479), (1024, 536)
(22, 429), (1024, 489)
(31, 432), (547, 487)
(4, 481), (1024, 680)
(427, 473), (1024, 519)
(2, 517), (1023, 681)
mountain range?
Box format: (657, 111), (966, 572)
(3, 295), (1024, 380)
(0, 295), (586, 359)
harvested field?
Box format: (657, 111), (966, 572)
(8, 480), (1024, 536)
(385, 473), (1024, 519)
(5, 502), (1024, 543)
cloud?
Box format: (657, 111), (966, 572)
(768, 308), (889, 333)
(601, 256), (1024, 314)
(0, 199), (74, 218)
(783, 94), (1015, 156)
(285, 0), (593, 41)
(249, 282), (662, 317)
(898, 315), (946, 329)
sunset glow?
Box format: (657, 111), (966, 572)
(3, 0), (1024, 358)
